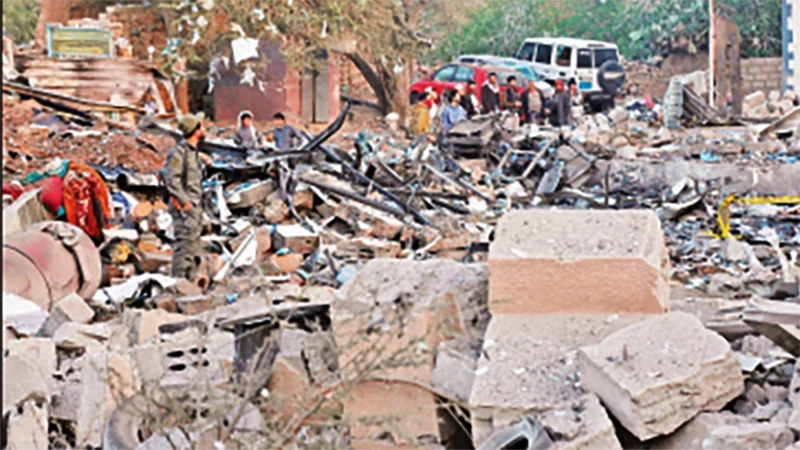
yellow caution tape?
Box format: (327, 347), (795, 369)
(712, 194), (800, 239)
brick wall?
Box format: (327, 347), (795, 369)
(741, 57), (783, 95)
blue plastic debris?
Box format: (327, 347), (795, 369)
(699, 149), (720, 163)
(336, 266), (358, 285)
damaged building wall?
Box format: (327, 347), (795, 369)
(213, 41), (342, 124)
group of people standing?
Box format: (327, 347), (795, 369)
(410, 72), (580, 138)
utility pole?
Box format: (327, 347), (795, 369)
(709, 0), (715, 106)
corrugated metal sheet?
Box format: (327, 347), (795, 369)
(20, 58), (156, 106)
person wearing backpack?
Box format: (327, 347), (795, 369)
(164, 112), (211, 281)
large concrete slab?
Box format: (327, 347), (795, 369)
(489, 209), (669, 315)
(650, 412), (794, 450)
(469, 314), (647, 447)
(578, 312), (744, 441)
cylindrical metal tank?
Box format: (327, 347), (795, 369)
(3, 221), (102, 311)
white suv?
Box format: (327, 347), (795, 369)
(515, 38), (621, 107)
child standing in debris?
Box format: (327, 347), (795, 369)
(164, 112), (211, 282)
(270, 112), (302, 151)
(234, 110), (260, 149)
(441, 89), (467, 134)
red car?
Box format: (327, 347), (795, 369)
(409, 63), (528, 105)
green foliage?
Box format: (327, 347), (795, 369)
(2, 0), (40, 44)
(429, 0), (781, 63)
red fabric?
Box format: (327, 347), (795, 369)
(554, 79), (565, 90)
(2, 183), (23, 200)
(62, 163), (111, 242)
(644, 94), (655, 109)
(40, 176), (63, 215)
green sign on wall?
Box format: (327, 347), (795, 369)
(47, 25), (114, 58)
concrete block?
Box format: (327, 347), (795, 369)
(744, 91), (767, 111)
(105, 351), (141, 426)
(334, 259), (489, 341)
(489, 209), (669, 315)
(131, 328), (228, 387)
(6, 338), (56, 379)
(266, 355), (312, 424)
(76, 350), (108, 448)
(2, 189), (49, 236)
(125, 308), (189, 345)
(652, 412), (793, 450)
(53, 322), (110, 352)
(7, 399), (49, 450)
(578, 312), (744, 441)
(431, 338), (479, 403)
(273, 224), (319, 255)
(469, 314), (642, 446)
(345, 380), (439, 444)
(38, 293), (94, 336)
(2, 355), (51, 416)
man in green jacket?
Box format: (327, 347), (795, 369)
(165, 112), (210, 281)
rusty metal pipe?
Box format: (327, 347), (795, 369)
(3, 221), (102, 311)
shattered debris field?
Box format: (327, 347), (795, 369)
(4, 52), (800, 450)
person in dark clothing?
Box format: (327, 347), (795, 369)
(501, 76), (522, 113)
(270, 112), (302, 151)
(521, 80), (546, 124)
(480, 72), (500, 113)
(460, 81), (480, 117)
(549, 79), (572, 127)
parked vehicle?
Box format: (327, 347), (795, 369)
(457, 55), (554, 98)
(409, 63), (526, 106)
(515, 38), (623, 110)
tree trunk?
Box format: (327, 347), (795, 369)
(343, 52), (391, 114)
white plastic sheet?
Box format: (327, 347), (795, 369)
(231, 37), (259, 65)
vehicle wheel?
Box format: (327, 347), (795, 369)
(409, 91), (421, 105)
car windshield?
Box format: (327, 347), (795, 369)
(594, 48), (618, 67)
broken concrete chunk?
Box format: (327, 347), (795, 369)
(469, 314), (643, 445)
(53, 322), (110, 351)
(38, 292), (95, 336)
(654, 412), (793, 449)
(7, 399), (49, 450)
(75, 351), (108, 449)
(122, 308), (189, 345)
(2, 188), (49, 236)
(489, 209), (669, 315)
(334, 259), (489, 340)
(430, 337), (479, 403)
(2, 354), (51, 416)
(6, 338), (56, 379)
(273, 224), (319, 254)
(3, 292), (49, 336)
(578, 312), (744, 441)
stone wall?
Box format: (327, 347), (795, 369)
(741, 57), (783, 96)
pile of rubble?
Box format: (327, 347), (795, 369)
(743, 90), (800, 119)
(2, 67), (800, 448)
